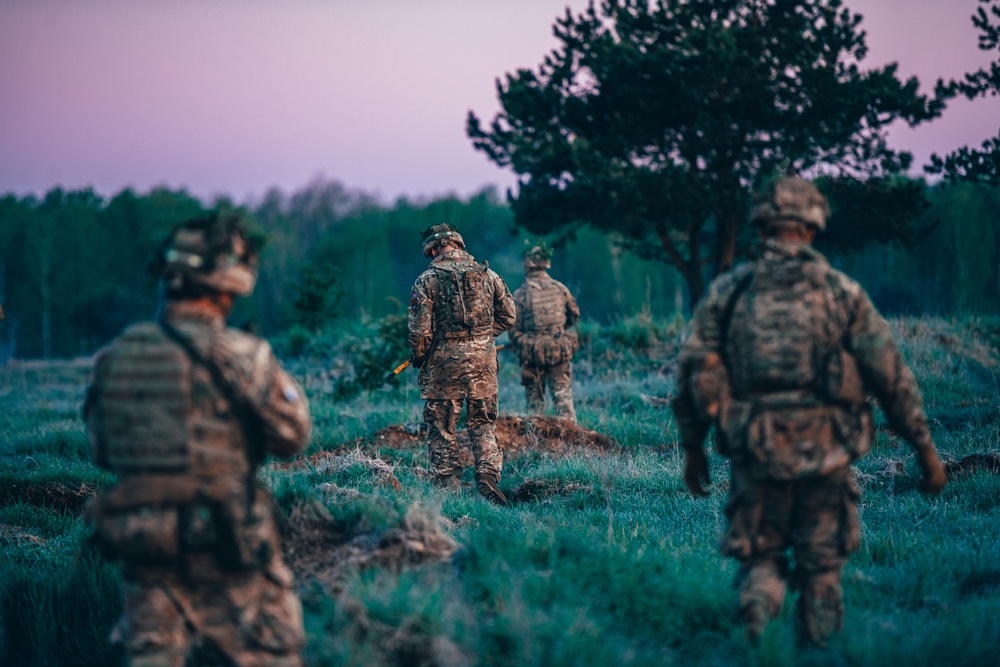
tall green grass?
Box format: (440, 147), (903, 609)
(2, 316), (999, 666)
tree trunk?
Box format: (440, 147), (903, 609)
(715, 214), (738, 276)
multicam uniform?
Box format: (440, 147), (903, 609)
(408, 247), (516, 485)
(510, 270), (580, 421)
(673, 238), (942, 645)
(85, 300), (311, 667)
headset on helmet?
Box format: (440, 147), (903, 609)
(750, 177), (829, 231)
(157, 212), (260, 297)
(523, 241), (553, 270)
(420, 223), (465, 258)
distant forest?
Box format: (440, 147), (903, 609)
(0, 177), (998, 360)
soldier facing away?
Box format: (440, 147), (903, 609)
(509, 244), (581, 422)
(671, 177), (947, 646)
(84, 213), (312, 666)
(408, 223), (517, 505)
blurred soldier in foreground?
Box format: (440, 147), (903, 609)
(672, 177), (946, 646)
(84, 213), (311, 666)
(509, 243), (581, 422)
(408, 223), (516, 505)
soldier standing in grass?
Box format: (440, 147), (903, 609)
(672, 176), (947, 646)
(509, 243), (581, 422)
(84, 213), (311, 666)
(408, 223), (516, 505)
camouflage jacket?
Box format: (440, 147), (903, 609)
(408, 248), (516, 399)
(85, 301), (311, 486)
(510, 270), (580, 366)
(673, 239), (935, 473)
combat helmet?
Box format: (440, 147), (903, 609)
(157, 212), (260, 296)
(523, 242), (553, 270)
(421, 223), (465, 258)
(750, 176), (829, 231)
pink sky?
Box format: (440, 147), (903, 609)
(1, 0), (997, 202)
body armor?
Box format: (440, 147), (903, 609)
(432, 259), (495, 339)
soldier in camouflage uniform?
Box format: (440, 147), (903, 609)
(408, 223), (517, 505)
(510, 244), (581, 422)
(84, 213), (311, 666)
(671, 177), (947, 646)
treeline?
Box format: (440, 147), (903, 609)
(0, 178), (997, 359)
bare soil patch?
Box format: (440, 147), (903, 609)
(0, 523), (46, 547)
(511, 478), (593, 504)
(281, 501), (457, 592)
(0, 481), (96, 513)
(945, 453), (1000, 476)
(335, 414), (619, 460)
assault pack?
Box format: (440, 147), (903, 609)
(432, 259), (495, 339)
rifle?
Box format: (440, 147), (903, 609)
(384, 344), (506, 383)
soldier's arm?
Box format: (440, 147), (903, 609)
(408, 276), (434, 362)
(82, 348), (112, 470)
(846, 290), (932, 449)
(242, 341), (311, 458)
(563, 285), (581, 329)
(845, 287), (945, 493)
(491, 272), (516, 336)
(509, 289), (525, 345)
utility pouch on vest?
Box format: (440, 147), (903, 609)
(210, 489), (275, 571)
(746, 406), (851, 480)
(716, 399), (753, 458)
(831, 404), (873, 461)
(87, 496), (180, 563)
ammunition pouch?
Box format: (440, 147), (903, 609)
(514, 330), (579, 366)
(716, 393), (867, 481)
(88, 504), (181, 563)
(86, 477), (276, 572)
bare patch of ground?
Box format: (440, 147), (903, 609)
(337, 414), (619, 461)
(0, 481), (96, 512)
(277, 448), (403, 491)
(0, 523), (46, 547)
(511, 478), (593, 503)
(282, 501), (458, 593)
(945, 453), (1000, 476)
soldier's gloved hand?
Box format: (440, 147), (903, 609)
(916, 446), (947, 495)
(410, 353), (426, 370)
(683, 447), (711, 498)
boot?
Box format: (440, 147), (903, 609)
(475, 475), (510, 506)
(433, 474), (461, 491)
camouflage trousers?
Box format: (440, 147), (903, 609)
(520, 361), (576, 423)
(424, 395), (503, 482)
(116, 554), (305, 667)
(721, 465), (861, 646)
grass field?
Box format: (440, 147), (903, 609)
(2, 316), (999, 666)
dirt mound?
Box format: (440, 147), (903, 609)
(511, 478), (593, 503)
(945, 453), (1000, 476)
(278, 449), (403, 490)
(0, 481), (96, 513)
(282, 502), (457, 592)
(345, 415), (619, 460)
(0, 523), (46, 547)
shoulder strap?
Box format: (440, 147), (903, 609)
(158, 320), (263, 500)
(718, 270), (755, 378)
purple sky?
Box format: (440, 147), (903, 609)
(1, 0), (998, 203)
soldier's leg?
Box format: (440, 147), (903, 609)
(790, 470), (860, 646)
(198, 561), (305, 667)
(467, 394), (508, 505)
(721, 468), (795, 643)
(521, 364), (546, 415)
(121, 574), (191, 667)
(423, 399), (465, 484)
(548, 361), (576, 422)
(735, 556), (789, 643)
